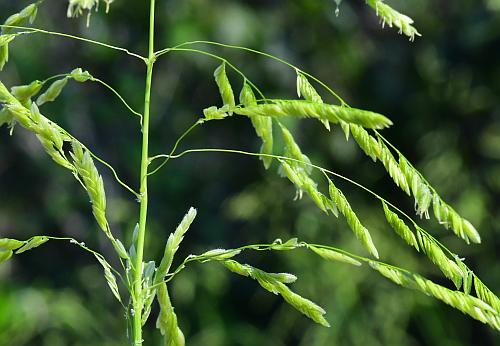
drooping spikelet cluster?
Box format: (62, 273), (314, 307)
(370, 262), (500, 329)
(67, 0), (114, 26)
(223, 259), (330, 327)
(365, 0), (421, 41)
(349, 124), (481, 244)
(0, 73), (114, 240)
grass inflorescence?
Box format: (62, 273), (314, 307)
(0, 1), (498, 345)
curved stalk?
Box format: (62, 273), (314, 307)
(148, 147), (455, 256)
(155, 40), (347, 105)
(0, 24), (146, 62)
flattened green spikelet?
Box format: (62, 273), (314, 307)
(370, 262), (500, 330)
(348, 123), (481, 244)
(235, 100), (392, 129)
(214, 62), (235, 114)
(37, 77), (69, 106)
(296, 72), (330, 130)
(221, 259), (330, 327)
(309, 246), (362, 266)
(328, 178), (379, 258)
(156, 283), (185, 346)
(382, 202), (418, 250)
(240, 81), (273, 168)
(416, 230), (463, 289)
(71, 141), (110, 237)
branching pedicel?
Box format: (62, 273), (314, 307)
(0, 1), (499, 345)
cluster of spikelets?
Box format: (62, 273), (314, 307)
(0, 70), (111, 231)
(67, 0), (114, 26)
(331, 0), (420, 41)
(181, 238), (500, 332)
(350, 124), (481, 245)
(1, 2), (500, 343)
(370, 262), (500, 329)
(365, 0), (421, 41)
(195, 59), (500, 332)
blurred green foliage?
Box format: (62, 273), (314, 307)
(0, 0), (499, 345)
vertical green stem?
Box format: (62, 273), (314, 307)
(133, 0), (156, 344)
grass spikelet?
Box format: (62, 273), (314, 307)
(37, 77), (69, 106)
(351, 127), (410, 195)
(340, 121), (350, 140)
(202, 105), (229, 121)
(350, 125), (382, 161)
(0, 37), (12, 71)
(416, 230), (463, 289)
(71, 141), (110, 237)
(432, 195), (481, 244)
(279, 160), (328, 213)
(240, 81), (273, 169)
(328, 178), (379, 258)
(296, 72), (330, 130)
(157, 207), (197, 279)
(15, 236), (49, 254)
(276, 125), (332, 213)
(0, 3), (38, 69)
(0, 249), (13, 264)
(112, 239), (129, 260)
(474, 276), (500, 313)
(38, 135), (74, 170)
(235, 100), (392, 129)
(156, 282), (185, 346)
(277, 282), (330, 327)
(280, 160), (304, 191)
(11, 80), (43, 105)
(410, 174), (432, 219)
(347, 124), (480, 244)
(142, 208), (198, 323)
(280, 124), (312, 174)
(94, 254), (122, 303)
(223, 259), (252, 276)
(142, 260), (156, 315)
(400, 155), (480, 243)
(270, 238), (299, 251)
(214, 62), (235, 114)
(31, 103), (63, 150)
(0, 81), (17, 103)
(70, 68), (93, 82)
(369, 262), (500, 330)
(239, 80), (257, 106)
(221, 260), (329, 327)
(0, 238), (25, 264)
(378, 140), (411, 195)
(0, 89), (74, 170)
(309, 245), (362, 266)
(382, 202), (419, 250)
(365, 0), (421, 41)
(296, 73), (323, 104)
(200, 248), (241, 260)
(2, 3), (38, 34)
(3, 101), (33, 130)
(0, 238), (25, 251)
(67, 0), (111, 27)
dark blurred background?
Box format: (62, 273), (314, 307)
(0, 0), (499, 345)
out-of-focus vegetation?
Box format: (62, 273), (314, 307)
(0, 0), (499, 345)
